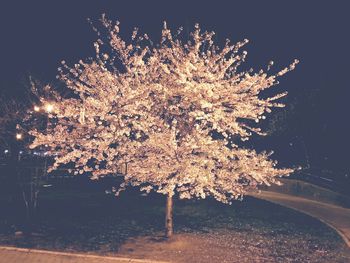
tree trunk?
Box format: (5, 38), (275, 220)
(165, 193), (173, 238)
(21, 168), (40, 235)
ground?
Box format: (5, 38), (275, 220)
(250, 190), (350, 246)
(0, 181), (349, 262)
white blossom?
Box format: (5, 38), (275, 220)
(30, 16), (297, 203)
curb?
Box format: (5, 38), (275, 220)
(0, 246), (169, 263)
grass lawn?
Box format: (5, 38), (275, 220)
(0, 183), (349, 263)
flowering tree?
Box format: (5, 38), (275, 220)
(30, 16), (298, 237)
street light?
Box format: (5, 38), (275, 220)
(45, 103), (54, 113)
(16, 133), (23, 140)
(34, 105), (40, 112)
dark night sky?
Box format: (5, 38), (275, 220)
(0, 1), (349, 174)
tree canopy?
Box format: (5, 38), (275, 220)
(30, 16), (298, 203)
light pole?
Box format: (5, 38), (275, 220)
(15, 132), (23, 161)
(33, 102), (54, 176)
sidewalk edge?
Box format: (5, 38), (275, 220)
(0, 245), (169, 263)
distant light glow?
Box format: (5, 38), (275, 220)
(34, 105), (40, 112)
(4, 149), (9, 154)
(45, 103), (54, 113)
(16, 133), (23, 140)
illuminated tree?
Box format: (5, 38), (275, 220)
(30, 16), (298, 237)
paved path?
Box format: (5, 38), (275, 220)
(0, 246), (168, 263)
(250, 191), (350, 247)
